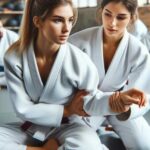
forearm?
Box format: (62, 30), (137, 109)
(84, 90), (119, 116)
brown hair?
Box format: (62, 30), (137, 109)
(8, 0), (78, 53)
(96, 0), (138, 24)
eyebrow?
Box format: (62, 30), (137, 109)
(52, 15), (74, 19)
(105, 9), (129, 16)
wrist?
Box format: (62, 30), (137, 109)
(116, 107), (131, 121)
(63, 105), (71, 117)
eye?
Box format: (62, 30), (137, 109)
(116, 16), (127, 20)
(53, 18), (63, 23)
(69, 18), (74, 24)
(104, 12), (112, 17)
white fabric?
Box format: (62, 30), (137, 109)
(107, 116), (150, 150)
(0, 28), (18, 85)
(129, 19), (148, 40)
(141, 31), (150, 52)
(0, 123), (106, 150)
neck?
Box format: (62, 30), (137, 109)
(103, 30), (123, 46)
(34, 39), (60, 59)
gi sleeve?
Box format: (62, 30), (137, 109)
(123, 45), (150, 119)
(70, 50), (119, 116)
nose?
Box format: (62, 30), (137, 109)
(62, 21), (72, 33)
(110, 17), (117, 27)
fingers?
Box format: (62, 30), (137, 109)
(138, 92), (146, 107)
(109, 88), (147, 113)
(75, 90), (89, 97)
(79, 109), (89, 116)
(109, 92), (126, 113)
(113, 93), (123, 112)
(64, 90), (90, 117)
(77, 100), (89, 116)
(122, 95), (139, 105)
(122, 88), (147, 107)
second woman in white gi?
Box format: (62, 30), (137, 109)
(69, 0), (150, 149)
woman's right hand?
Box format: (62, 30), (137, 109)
(121, 88), (146, 107)
(64, 90), (89, 117)
(109, 88), (147, 113)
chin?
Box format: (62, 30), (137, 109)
(59, 40), (67, 44)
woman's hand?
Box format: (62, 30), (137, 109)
(121, 88), (146, 106)
(64, 90), (89, 117)
(27, 139), (59, 150)
(109, 88), (147, 113)
(42, 138), (59, 150)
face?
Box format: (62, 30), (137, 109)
(102, 2), (131, 38)
(35, 4), (74, 46)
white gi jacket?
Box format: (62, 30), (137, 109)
(4, 42), (117, 141)
(0, 28), (18, 85)
(141, 31), (150, 52)
(69, 26), (150, 119)
(129, 19), (148, 40)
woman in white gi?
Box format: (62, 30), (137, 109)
(0, 19), (18, 86)
(69, 0), (150, 149)
(0, 0), (147, 150)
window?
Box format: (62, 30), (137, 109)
(72, 0), (97, 8)
(138, 0), (150, 6)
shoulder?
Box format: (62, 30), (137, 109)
(135, 19), (147, 31)
(63, 43), (98, 78)
(66, 42), (89, 57)
(6, 29), (19, 40)
(4, 48), (22, 68)
(65, 42), (96, 67)
(142, 32), (150, 51)
(142, 32), (150, 43)
(127, 33), (150, 62)
(129, 33), (148, 52)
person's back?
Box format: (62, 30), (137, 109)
(0, 20), (19, 86)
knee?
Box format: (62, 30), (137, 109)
(65, 126), (103, 150)
(78, 127), (101, 148)
(127, 137), (150, 150)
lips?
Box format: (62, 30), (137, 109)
(107, 28), (117, 32)
(60, 35), (68, 38)
(59, 35), (69, 41)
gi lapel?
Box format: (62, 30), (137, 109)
(92, 26), (105, 85)
(100, 30), (130, 91)
(40, 44), (67, 101)
(23, 43), (43, 101)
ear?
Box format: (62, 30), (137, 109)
(33, 16), (41, 28)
